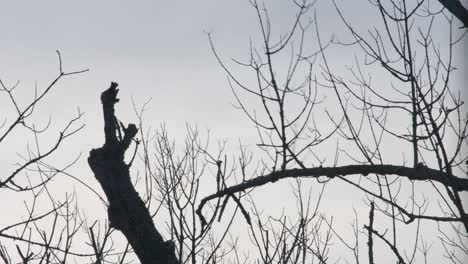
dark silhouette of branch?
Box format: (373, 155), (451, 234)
(367, 202), (375, 264)
(88, 82), (179, 264)
(438, 0), (468, 27)
(364, 225), (406, 264)
(198, 164), (468, 217)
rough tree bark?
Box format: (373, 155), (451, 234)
(88, 82), (179, 264)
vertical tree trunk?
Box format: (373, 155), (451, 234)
(88, 82), (179, 264)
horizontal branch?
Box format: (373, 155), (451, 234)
(197, 164), (468, 220)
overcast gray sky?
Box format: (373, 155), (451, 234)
(1, 0), (467, 263)
(0, 0), (359, 175)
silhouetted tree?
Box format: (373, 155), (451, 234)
(0, 52), (89, 263)
(86, 0), (468, 263)
(197, 0), (468, 263)
(3, 0), (467, 263)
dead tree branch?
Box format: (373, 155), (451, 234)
(88, 82), (179, 264)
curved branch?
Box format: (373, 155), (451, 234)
(198, 164), (468, 219)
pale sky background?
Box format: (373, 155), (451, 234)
(0, 0), (467, 263)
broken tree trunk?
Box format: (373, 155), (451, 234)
(88, 82), (179, 264)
